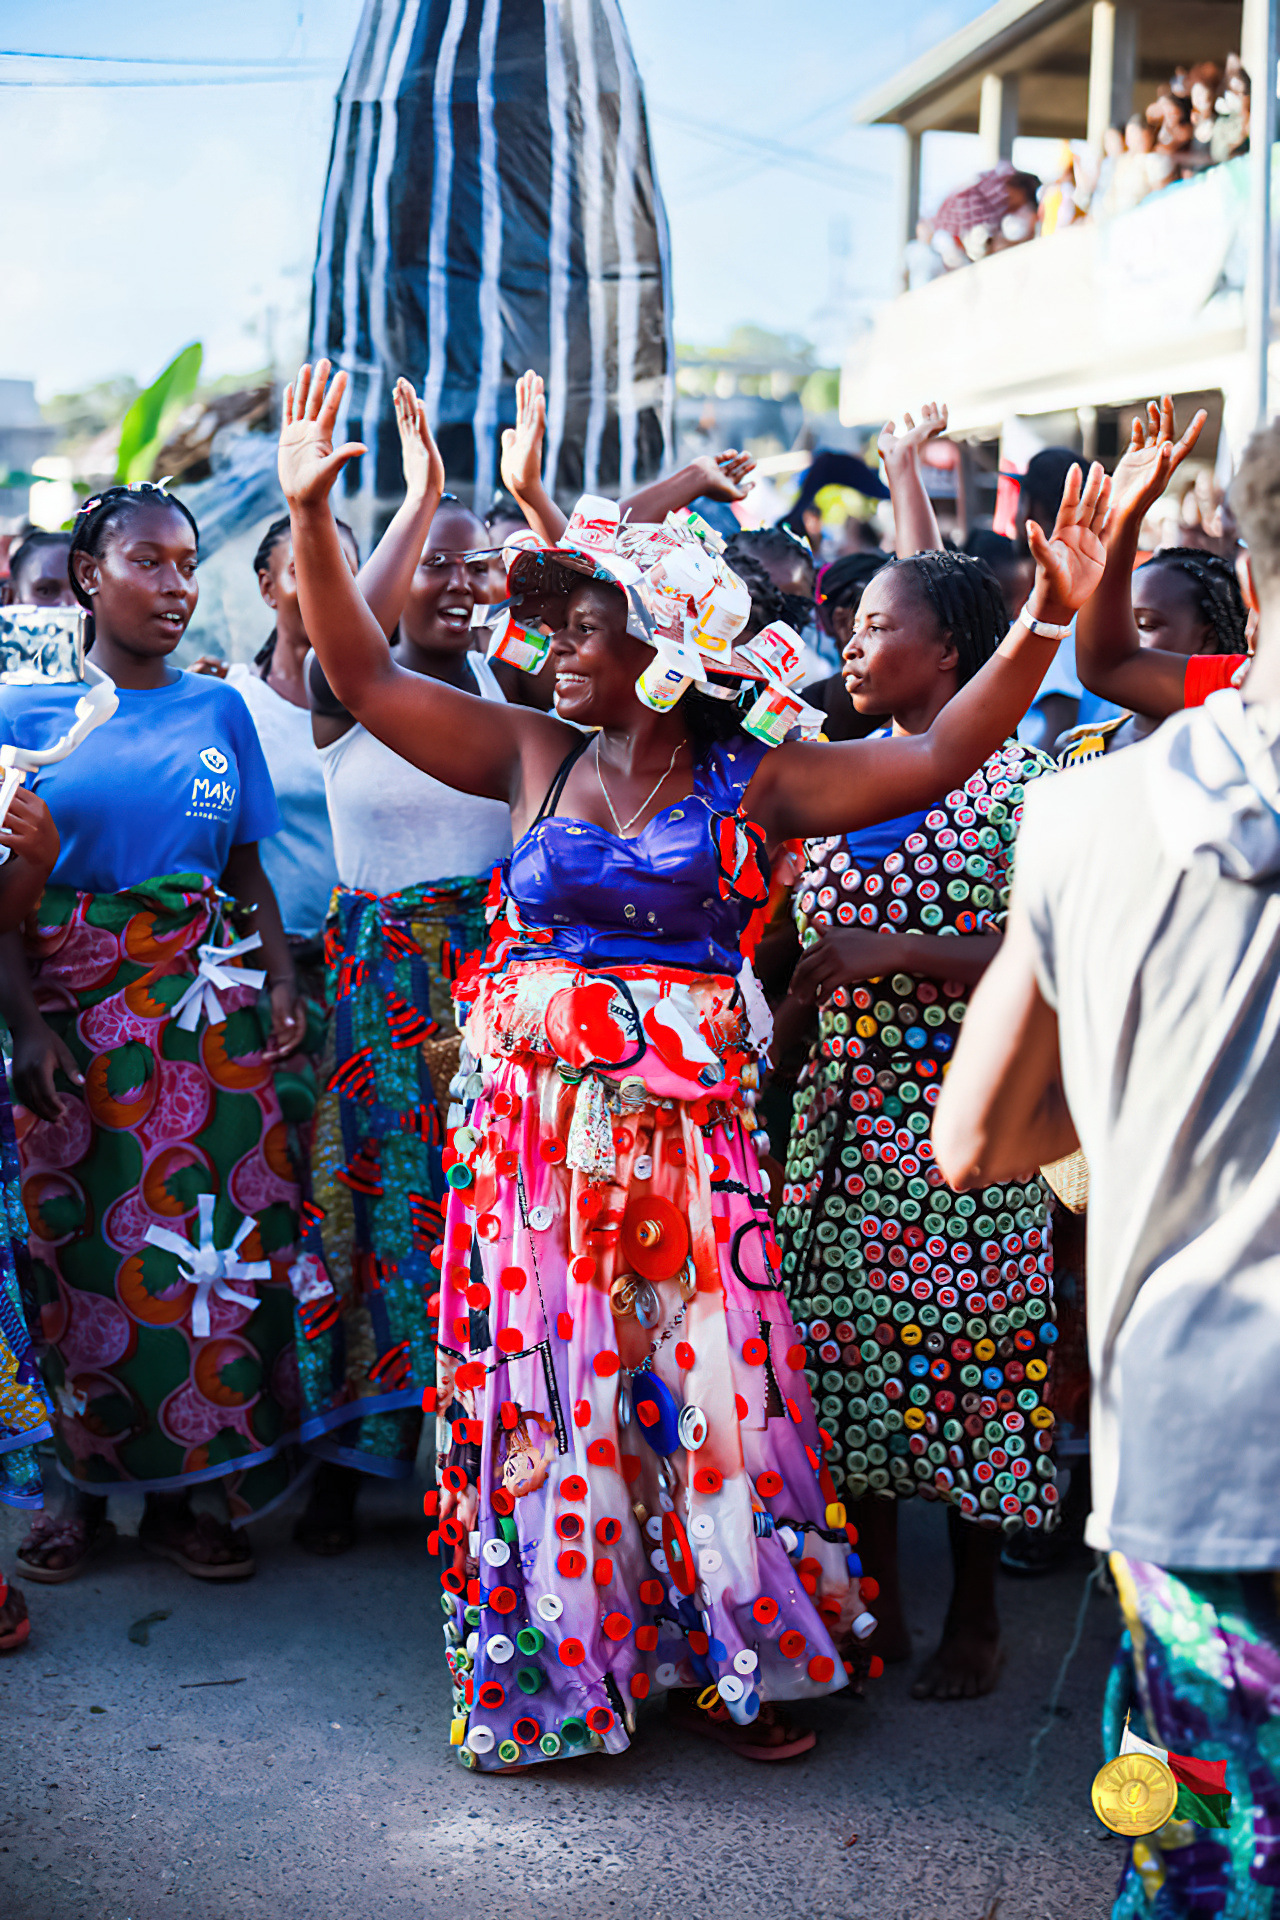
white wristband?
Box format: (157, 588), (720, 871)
(1016, 605), (1072, 640)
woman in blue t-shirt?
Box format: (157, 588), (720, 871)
(0, 483), (307, 1587)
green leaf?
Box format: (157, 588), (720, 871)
(105, 1041), (155, 1099)
(128, 1609), (172, 1647)
(115, 342), (203, 485)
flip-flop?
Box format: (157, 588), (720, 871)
(138, 1514), (255, 1582)
(667, 1701), (816, 1762)
(16, 1518), (117, 1586)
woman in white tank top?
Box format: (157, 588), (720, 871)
(296, 437), (513, 1551)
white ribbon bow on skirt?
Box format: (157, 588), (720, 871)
(145, 1192), (270, 1339)
(171, 932), (267, 1032)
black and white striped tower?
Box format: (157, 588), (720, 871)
(309, 0), (674, 527)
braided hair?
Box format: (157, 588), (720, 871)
(724, 527), (815, 638)
(1142, 547), (1247, 655)
(891, 549), (1009, 685)
(252, 511), (360, 672)
(68, 484), (199, 647)
(814, 551), (888, 636)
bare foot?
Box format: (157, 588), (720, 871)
(911, 1620), (1003, 1700)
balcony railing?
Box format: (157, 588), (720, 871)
(841, 156), (1260, 433)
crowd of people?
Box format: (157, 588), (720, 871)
(908, 51), (1255, 283)
(0, 359), (1275, 1918)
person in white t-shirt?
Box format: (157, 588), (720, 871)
(294, 387), (512, 1554)
(222, 514), (356, 951)
(933, 423), (1280, 1918)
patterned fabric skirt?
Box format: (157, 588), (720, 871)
(776, 975), (1060, 1532)
(16, 876), (303, 1519)
(0, 1081), (50, 1509)
(433, 958), (864, 1772)
(1110, 1553), (1280, 1918)
(294, 878), (488, 1476)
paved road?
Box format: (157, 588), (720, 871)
(0, 1471), (1123, 1920)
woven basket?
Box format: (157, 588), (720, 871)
(1040, 1147), (1089, 1214)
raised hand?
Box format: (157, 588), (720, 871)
(1109, 396), (1207, 528)
(278, 361), (367, 509)
(392, 376), (444, 505)
(500, 370), (547, 500)
(1025, 461), (1111, 624)
(689, 448), (756, 502)
(878, 402), (949, 469)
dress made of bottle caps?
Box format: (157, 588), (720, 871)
(431, 736), (866, 1772)
(776, 739), (1062, 1531)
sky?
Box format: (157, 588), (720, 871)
(0, 0), (1003, 400)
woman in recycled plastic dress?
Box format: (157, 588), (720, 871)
(278, 359), (1108, 1770)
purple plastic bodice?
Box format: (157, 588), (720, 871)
(504, 735), (769, 975)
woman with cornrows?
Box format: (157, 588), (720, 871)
(0, 481), (305, 1584)
(279, 359), (1107, 1770)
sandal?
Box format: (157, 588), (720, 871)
(138, 1509), (255, 1582)
(667, 1695), (816, 1762)
(0, 1578), (30, 1651)
(16, 1514), (117, 1585)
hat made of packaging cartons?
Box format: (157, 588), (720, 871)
(482, 496), (824, 743)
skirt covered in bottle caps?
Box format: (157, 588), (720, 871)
(776, 742), (1060, 1532)
(777, 986), (1059, 1531)
(433, 957), (866, 1771)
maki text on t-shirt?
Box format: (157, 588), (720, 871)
(188, 745), (238, 822)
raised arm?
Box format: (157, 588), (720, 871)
(282, 361), (568, 805)
(750, 462), (1111, 840)
(620, 449), (756, 526)
(501, 371), (568, 544)
(1075, 397), (1207, 718)
(879, 404), (947, 557)
(357, 377), (446, 637)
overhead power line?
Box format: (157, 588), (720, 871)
(0, 48), (328, 68)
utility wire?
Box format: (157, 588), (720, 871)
(652, 106), (886, 193)
(0, 48), (328, 68)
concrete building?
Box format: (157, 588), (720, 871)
(842, 0), (1274, 475)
